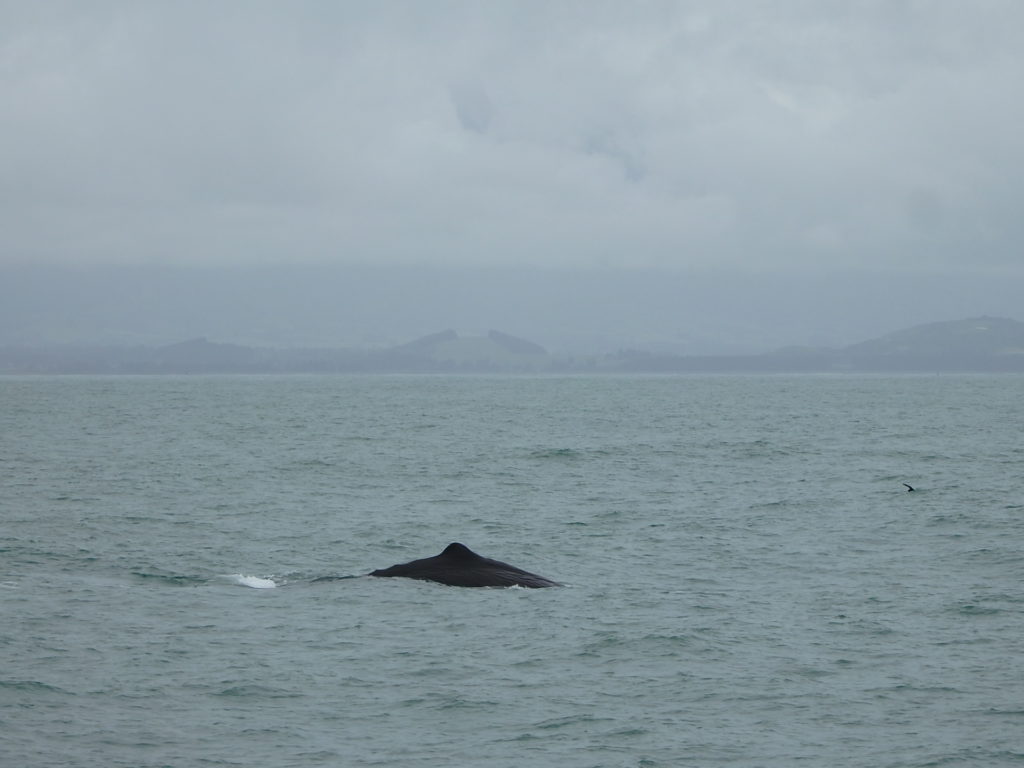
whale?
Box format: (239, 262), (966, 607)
(369, 542), (560, 588)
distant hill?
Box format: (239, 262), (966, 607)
(154, 337), (257, 372)
(1, 318), (1022, 374)
(394, 329), (459, 353)
(390, 329), (548, 371)
(837, 316), (1024, 371)
(604, 316), (1024, 373)
(843, 316), (1024, 358)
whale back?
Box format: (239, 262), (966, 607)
(370, 542), (560, 588)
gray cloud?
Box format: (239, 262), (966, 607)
(2, 1), (1022, 274)
(450, 81), (493, 135)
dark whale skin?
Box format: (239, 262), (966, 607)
(370, 543), (560, 588)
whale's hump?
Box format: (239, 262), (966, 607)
(440, 542), (476, 559)
(371, 543), (559, 588)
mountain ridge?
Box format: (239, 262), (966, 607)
(2, 317), (1022, 374)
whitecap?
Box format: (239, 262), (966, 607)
(224, 573), (277, 589)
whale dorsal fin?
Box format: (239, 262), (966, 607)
(441, 542), (476, 559)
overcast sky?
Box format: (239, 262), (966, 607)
(2, 1), (1022, 276)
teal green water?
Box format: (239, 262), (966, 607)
(3, 374), (1023, 767)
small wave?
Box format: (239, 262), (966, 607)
(223, 573), (278, 589)
(528, 447), (581, 460)
(956, 603), (1001, 616)
(213, 684), (301, 698)
(527, 447), (613, 461)
(131, 571), (207, 587)
(310, 574), (361, 583)
(0, 679), (74, 695)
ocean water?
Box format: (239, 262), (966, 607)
(2, 373), (1023, 767)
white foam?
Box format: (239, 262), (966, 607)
(225, 573), (277, 589)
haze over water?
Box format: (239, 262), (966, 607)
(3, 374), (1022, 767)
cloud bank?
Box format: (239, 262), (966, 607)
(2, 1), (1022, 274)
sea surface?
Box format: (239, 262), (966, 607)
(2, 374), (1023, 767)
